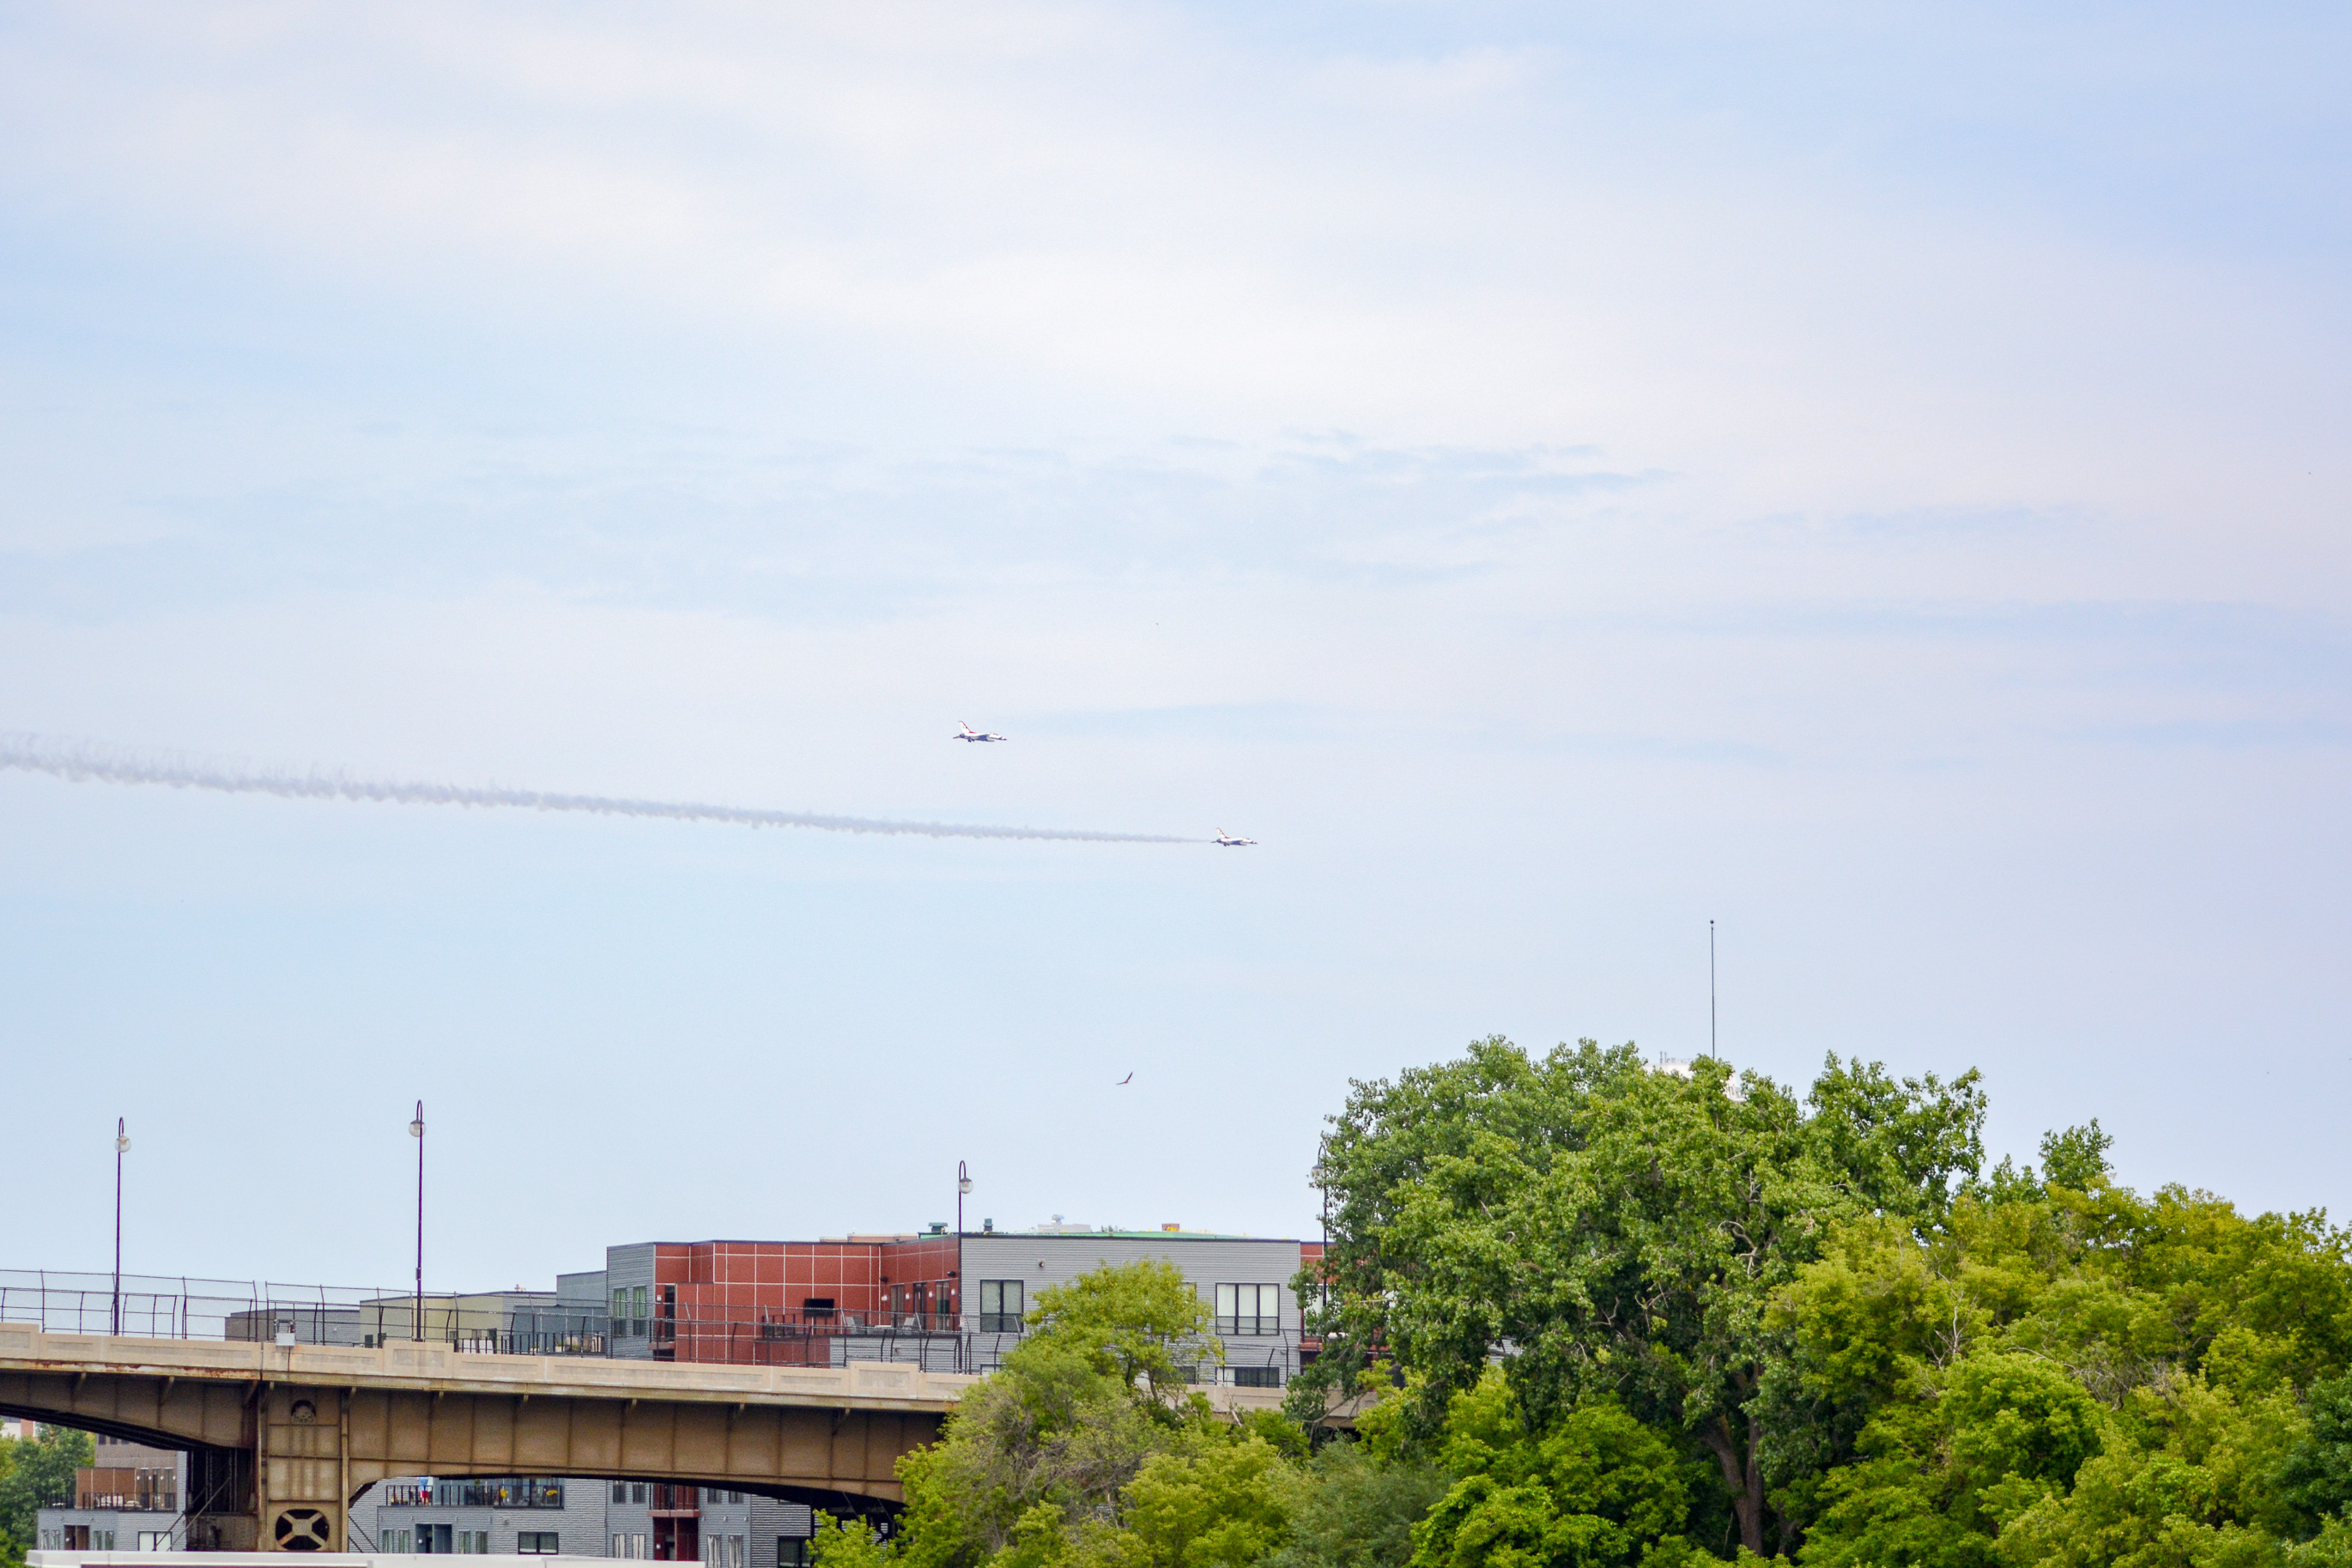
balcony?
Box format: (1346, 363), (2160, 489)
(646, 1484), (699, 1516)
(75, 1468), (176, 1512)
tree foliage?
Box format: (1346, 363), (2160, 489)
(1306, 1038), (1985, 1553)
(854, 1038), (2352, 1568)
(0, 1426), (94, 1567)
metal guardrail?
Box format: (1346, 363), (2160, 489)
(0, 1271), (609, 1353)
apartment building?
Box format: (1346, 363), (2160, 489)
(349, 1477), (817, 1567)
(586, 1220), (1322, 1387)
(33, 1433), (187, 1552)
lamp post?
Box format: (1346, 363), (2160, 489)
(409, 1101), (426, 1341)
(112, 1118), (130, 1335)
(957, 1161), (973, 1236)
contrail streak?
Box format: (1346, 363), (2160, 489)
(0, 735), (1196, 845)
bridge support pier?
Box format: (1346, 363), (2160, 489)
(248, 1384), (349, 1552)
(179, 1384), (354, 1553)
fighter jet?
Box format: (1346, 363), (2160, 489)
(1213, 829), (1257, 847)
(955, 722), (1009, 742)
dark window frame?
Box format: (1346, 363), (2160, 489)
(1215, 1283), (1281, 1335)
(977, 1279), (1024, 1333)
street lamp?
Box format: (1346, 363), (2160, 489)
(957, 1161), (973, 1237)
(409, 1102), (426, 1342)
(112, 1119), (130, 1335)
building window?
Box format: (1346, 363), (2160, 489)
(633, 1286), (650, 1337)
(518, 1532), (560, 1554)
(977, 1280), (1024, 1333)
(632, 1483), (648, 1504)
(1215, 1284), (1280, 1335)
(614, 1482), (628, 1504)
(389, 1529), (413, 1553)
(779, 1539), (813, 1568)
(614, 1536), (625, 1559)
(634, 1534), (650, 1558)
(136, 1531), (172, 1551)
(1232, 1365), (1283, 1388)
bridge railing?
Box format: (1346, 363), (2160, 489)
(0, 1271), (609, 1353)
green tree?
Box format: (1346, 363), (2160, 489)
(1796, 1350), (2106, 1568)
(867, 1262), (1248, 1568)
(1121, 1437), (1298, 1568)
(1265, 1436), (1446, 1568)
(1763, 1147), (2352, 1556)
(1993, 1375), (2306, 1567)
(1021, 1261), (1224, 1418)
(2280, 1373), (2352, 1529)
(1411, 1371), (1704, 1568)
(1307, 1038), (1985, 1554)
(2034, 1123), (2114, 1196)
(887, 1341), (1168, 1568)
(811, 1516), (900, 1568)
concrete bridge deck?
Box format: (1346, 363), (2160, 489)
(0, 1323), (976, 1411)
(0, 1323), (973, 1552)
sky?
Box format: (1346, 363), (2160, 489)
(1, 2), (2347, 1295)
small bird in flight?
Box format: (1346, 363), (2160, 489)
(1116, 1073), (1133, 1086)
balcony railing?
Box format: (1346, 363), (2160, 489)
(379, 1479), (565, 1509)
(73, 1491), (178, 1511)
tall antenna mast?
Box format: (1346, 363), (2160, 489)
(1709, 919), (1717, 1059)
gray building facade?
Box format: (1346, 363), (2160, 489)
(955, 1230), (1306, 1384)
(347, 1478), (814, 1566)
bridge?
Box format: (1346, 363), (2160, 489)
(0, 1323), (969, 1553)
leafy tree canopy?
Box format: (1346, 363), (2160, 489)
(1306, 1038), (1985, 1553)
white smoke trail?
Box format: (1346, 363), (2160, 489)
(0, 734), (1197, 845)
